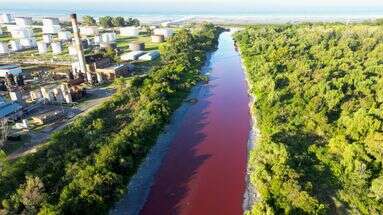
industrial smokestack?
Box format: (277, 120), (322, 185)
(70, 13), (93, 84)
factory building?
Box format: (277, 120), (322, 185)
(0, 42), (9, 54)
(121, 51), (145, 61)
(138, 50), (160, 61)
(0, 65), (22, 78)
(0, 97), (23, 120)
(120, 27), (139, 37)
(15, 17), (33, 27)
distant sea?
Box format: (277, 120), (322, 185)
(1, 5), (382, 24)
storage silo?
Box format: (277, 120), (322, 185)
(15, 17), (33, 27)
(10, 40), (22, 51)
(20, 38), (37, 48)
(43, 34), (52, 44)
(68, 46), (77, 56)
(51, 42), (62, 54)
(58, 31), (72, 41)
(151, 35), (165, 43)
(0, 42), (9, 54)
(129, 42), (145, 51)
(120, 27), (139, 37)
(153, 28), (174, 39)
(37, 41), (48, 54)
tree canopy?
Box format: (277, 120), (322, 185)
(235, 23), (383, 215)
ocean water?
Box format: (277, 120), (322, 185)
(0, 4), (382, 23)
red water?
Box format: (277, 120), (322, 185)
(141, 32), (251, 215)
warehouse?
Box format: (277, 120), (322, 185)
(138, 50), (160, 61)
(10, 41), (23, 52)
(0, 65), (22, 78)
(121, 51), (145, 61)
(0, 97), (23, 120)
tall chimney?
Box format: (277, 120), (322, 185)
(70, 13), (92, 84)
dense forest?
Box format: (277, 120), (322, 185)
(235, 23), (383, 215)
(0, 24), (223, 215)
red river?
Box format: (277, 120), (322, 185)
(140, 31), (251, 215)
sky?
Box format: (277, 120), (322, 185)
(1, 0), (383, 14)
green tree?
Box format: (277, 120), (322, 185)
(82, 15), (96, 26)
(112, 16), (125, 27)
(99, 16), (113, 28)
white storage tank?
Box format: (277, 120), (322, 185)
(138, 50), (160, 61)
(51, 42), (62, 54)
(10, 27), (34, 39)
(37, 41), (48, 54)
(80, 26), (99, 36)
(42, 17), (60, 26)
(120, 27), (139, 37)
(153, 28), (174, 39)
(42, 34), (53, 44)
(43, 25), (61, 34)
(0, 14), (12, 24)
(20, 38), (37, 48)
(101, 32), (116, 43)
(10, 40), (23, 51)
(15, 17), (33, 27)
(0, 42), (9, 54)
(129, 42), (145, 51)
(68, 46), (77, 56)
(121, 51), (145, 61)
(58, 31), (72, 41)
(151, 35), (165, 43)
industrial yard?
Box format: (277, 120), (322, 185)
(0, 13), (176, 158)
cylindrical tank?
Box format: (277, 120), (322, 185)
(151, 35), (165, 43)
(129, 42), (145, 51)
(153, 28), (174, 38)
(42, 34), (52, 44)
(120, 27), (139, 37)
(51, 42), (62, 54)
(37, 41), (48, 54)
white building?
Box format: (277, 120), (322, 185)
(121, 51), (145, 61)
(20, 38), (37, 48)
(138, 50), (160, 61)
(153, 28), (174, 39)
(15, 17), (33, 27)
(58, 31), (72, 41)
(80, 26), (99, 36)
(120, 27), (139, 37)
(0, 42), (9, 54)
(10, 27), (34, 39)
(10, 40), (22, 52)
(0, 14), (12, 24)
(0, 65), (22, 78)
(0, 28), (3, 35)
(42, 34), (53, 44)
(51, 42), (62, 54)
(93, 36), (101, 45)
(37, 41), (48, 54)
(42, 17), (59, 26)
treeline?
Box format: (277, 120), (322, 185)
(235, 23), (383, 214)
(82, 16), (140, 28)
(0, 23), (224, 214)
